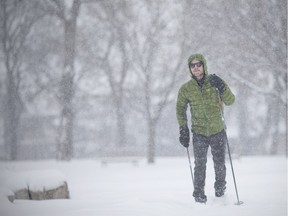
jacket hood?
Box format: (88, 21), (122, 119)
(187, 53), (208, 76)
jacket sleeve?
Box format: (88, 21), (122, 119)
(176, 85), (189, 126)
(221, 83), (235, 106)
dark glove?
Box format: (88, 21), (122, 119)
(179, 125), (190, 148)
(209, 74), (226, 94)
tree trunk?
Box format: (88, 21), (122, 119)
(3, 74), (20, 160)
(269, 115), (280, 155)
(237, 86), (249, 154)
(1, 1), (21, 160)
(147, 119), (156, 164)
(115, 99), (127, 147)
(57, 4), (79, 160)
(57, 73), (75, 160)
(269, 92), (283, 155)
(257, 97), (273, 154)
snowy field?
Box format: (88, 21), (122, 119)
(0, 156), (287, 216)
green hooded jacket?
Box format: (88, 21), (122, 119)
(176, 53), (235, 136)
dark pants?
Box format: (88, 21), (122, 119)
(192, 130), (227, 197)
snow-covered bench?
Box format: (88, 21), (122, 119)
(101, 156), (141, 166)
(100, 148), (144, 166)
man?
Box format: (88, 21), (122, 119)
(176, 53), (235, 203)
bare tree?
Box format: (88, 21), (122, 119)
(0, 0), (43, 160)
(83, 0), (133, 148)
(45, 0), (81, 160)
(222, 0), (287, 154)
(129, 0), (185, 163)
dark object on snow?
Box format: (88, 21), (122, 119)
(14, 188), (30, 200)
(14, 181), (70, 200)
(29, 181), (70, 200)
(7, 194), (15, 203)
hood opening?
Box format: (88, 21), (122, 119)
(187, 53), (208, 77)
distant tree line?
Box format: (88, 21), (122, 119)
(0, 0), (286, 162)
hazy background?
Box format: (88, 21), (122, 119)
(0, 0), (286, 163)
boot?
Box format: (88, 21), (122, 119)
(215, 186), (226, 197)
(193, 191), (207, 203)
(194, 194), (207, 203)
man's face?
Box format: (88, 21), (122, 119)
(190, 59), (204, 80)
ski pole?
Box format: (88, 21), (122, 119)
(225, 132), (243, 205)
(217, 90), (243, 205)
(186, 147), (194, 190)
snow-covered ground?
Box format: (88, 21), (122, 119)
(0, 156), (287, 216)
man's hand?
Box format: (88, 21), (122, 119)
(179, 125), (190, 148)
(209, 74), (226, 94)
